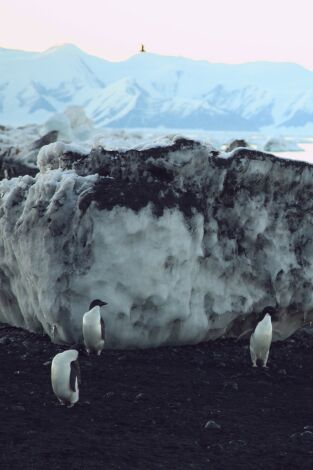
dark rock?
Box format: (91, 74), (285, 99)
(31, 130), (58, 150)
(208, 443), (224, 454)
(228, 440), (247, 449)
(0, 335), (11, 345)
(204, 420), (221, 430)
(10, 405), (25, 412)
(225, 139), (249, 152)
(290, 431), (313, 442)
(223, 381), (239, 391)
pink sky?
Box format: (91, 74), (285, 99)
(2, 0), (313, 69)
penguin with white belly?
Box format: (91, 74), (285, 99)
(51, 349), (81, 407)
(250, 308), (274, 367)
(83, 299), (107, 355)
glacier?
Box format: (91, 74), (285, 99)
(0, 135), (312, 347)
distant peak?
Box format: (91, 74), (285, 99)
(44, 43), (82, 55)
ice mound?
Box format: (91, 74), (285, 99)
(0, 107), (94, 181)
(0, 138), (312, 347)
(44, 106), (93, 142)
(64, 106), (93, 138)
(0, 124), (43, 179)
(263, 136), (302, 152)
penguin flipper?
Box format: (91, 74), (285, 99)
(100, 317), (105, 341)
(70, 359), (81, 391)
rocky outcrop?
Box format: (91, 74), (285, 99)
(224, 139), (249, 152)
(31, 130), (58, 150)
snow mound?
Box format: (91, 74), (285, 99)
(263, 136), (302, 152)
(0, 138), (312, 347)
(37, 141), (90, 173)
(0, 108), (95, 180)
(44, 106), (94, 142)
(0, 124), (45, 179)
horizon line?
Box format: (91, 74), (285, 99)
(1, 42), (313, 72)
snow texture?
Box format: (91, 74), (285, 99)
(0, 137), (313, 347)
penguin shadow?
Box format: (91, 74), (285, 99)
(50, 299), (108, 408)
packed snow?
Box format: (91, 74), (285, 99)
(1, 133), (313, 347)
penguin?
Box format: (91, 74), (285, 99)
(51, 349), (80, 407)
(82, 299), (107, 355)
(250, 312), (273, 367)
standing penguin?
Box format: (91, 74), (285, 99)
(250, 312), (273, 367)
(51, 349), (80, 407)
(83, 299), (107, 355)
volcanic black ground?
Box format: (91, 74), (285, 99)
(1, 325), (313, 469)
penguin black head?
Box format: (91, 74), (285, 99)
(262, 305), (278, 321)
(89, 299), (108, 310)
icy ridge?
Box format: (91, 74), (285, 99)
(0, 138), (312, 347)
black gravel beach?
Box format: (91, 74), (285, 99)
(1, 325), (313, 469)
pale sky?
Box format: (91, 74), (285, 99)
(1, 0), (313, 69)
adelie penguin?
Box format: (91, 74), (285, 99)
(83, 299), (107, 355)
(51, 349), (81, 407)
(250, 308), (274, 367)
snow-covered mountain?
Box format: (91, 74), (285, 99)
(1, 44), (313, 132)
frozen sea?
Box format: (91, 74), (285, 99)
(275, 141), (313, 164)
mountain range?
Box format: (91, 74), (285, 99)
(1, 43), (313, 133)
